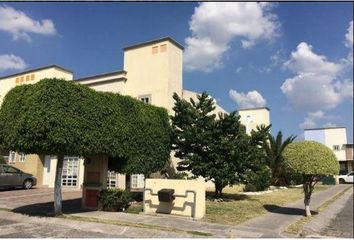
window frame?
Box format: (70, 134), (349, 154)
(138, 94), (152, 104)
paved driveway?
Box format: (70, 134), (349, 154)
(0, 187), (82, 215)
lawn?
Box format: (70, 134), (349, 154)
(204, 184), (330, 225)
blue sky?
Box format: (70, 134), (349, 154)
(0, 2), (353, 142)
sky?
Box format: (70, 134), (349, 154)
(0, 2), (353, 142)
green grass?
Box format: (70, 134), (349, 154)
(124, 204), (143, 214)
(204, 184), (330, 225)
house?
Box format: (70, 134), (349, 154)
(304, 127), (353, 173)
(237, 107), (270, 134)
(0, 37), (227, 190)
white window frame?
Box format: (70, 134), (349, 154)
(8, 151), (16, 163)
(333, 145), (340, 151)
(139, 94), (151, 104)
(131, 174), (145, 189)
(61, 156), (80, 187)
(19, 153), (26, 162)
(107, 171), (118, 189)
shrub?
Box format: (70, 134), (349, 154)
(99, 188), (132, 211)
(244, 166), (272, 192)
(0, 155), (5, 164)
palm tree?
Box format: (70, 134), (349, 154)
(263, 131), (296, 186)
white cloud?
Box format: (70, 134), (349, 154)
(0, 54), (27, 72)
(184, 2), (280, 72)
(345, 21), (353, 48)
(0, 5), (56, 42)
(229, 89), (266, 108)
(323, 122), (337, 128)
(299, 110), (325, 129)
(281, 42), (351, 112)
(235, 66), (243, 73)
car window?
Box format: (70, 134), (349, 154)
(349, 172), (354, 176)
(2, 165), (20, 174)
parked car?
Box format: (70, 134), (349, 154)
(0, 164), (37, 189)
(338, 171), (354, 184)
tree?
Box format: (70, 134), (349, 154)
(0, 155), (5, 164)
(283, 141), (339, 216)
(0, 78), (171, 215)
(263, 131), (296, 185)
(171, 92), (269, 197)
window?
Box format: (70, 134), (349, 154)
(26, 75), (30, 81)
(131, 174), (145, 189)
(3, 165), (20, 174)
(160, 44), (167, 52)
(20, 76), (24, 83)
(19, 153), (26, 162)
(139, 94), (151, 104)
(61, 156), (80, 187)
(15, 77), (20, 84)
(152, 46), (158, 54)
(31, 74), (35, 81)
(8, 151), (16, 163)
(333, 145), (340, 151)
(107, 171), (118, 188)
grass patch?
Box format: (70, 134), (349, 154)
(124, 204), (143, 214)
(62, 215), (212, 237)
(205, 184), (330, 225)
(284, 186), (351, 236)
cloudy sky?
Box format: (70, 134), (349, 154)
(0, 2), (353, 141)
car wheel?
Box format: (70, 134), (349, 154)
(23, 179), (33, 189)
(339, 178), (345, 184)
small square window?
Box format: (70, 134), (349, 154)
(15, 78), (20, 84)
(152, 46), (158, 54)
(26, 75), (30, 81)
(139, 95), (151, 104)
(31, 74), (35, 81)
(333, 145), (340, 151)
(20, 76), (24, 83)
(160, 44), (167, 52)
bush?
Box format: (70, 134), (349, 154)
(0, 155), (5, 164)
(244, 166), (272, 192)
(284, 171), (303, 186)
(99, 188), (132, 211)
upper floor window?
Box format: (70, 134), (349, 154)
(31, 74), (35, 81)
(19, 153), (26, 162)
(333, 145), (340, 151)
(131, 174), (145, 189)
(8, 151), (16, 163)
(139, 94), (151, 104)
(160, 44), (167, 52)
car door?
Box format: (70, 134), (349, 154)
(2, 165), (22, 187)
(348, 172), (354, 183)
(0, 165), (6, 187)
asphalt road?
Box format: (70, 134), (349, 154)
(322, 190), (353, 238)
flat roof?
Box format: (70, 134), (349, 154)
(123, 37), (184, 51)
(304, 126), (346, 131)
(237, 107), (270, 111)
(0, 65), (73, 80)
(75, 70), (127, 82)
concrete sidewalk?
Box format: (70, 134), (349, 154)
(71, 184), (351, 238)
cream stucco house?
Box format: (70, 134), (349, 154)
(0, 37), (231, 190)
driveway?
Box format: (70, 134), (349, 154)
(0, 187), (82, 215)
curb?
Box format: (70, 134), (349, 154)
(302, 186), (353, 237)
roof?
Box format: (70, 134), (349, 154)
(237, 107), (270, 111)
(75, 70), (127, 82)
(0, 65), (73, 80)
(123, 37), (184, 51)
(304, 126), (346, 131)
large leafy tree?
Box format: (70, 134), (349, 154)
(263, 131), (296, 185)
(171, 92), (269, 197)
(0, 78), (171, 215)
(283, 141), (339, 216)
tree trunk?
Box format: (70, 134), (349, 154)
(304, 196), (311, 216)
(303, 176), (314, 217)
(54, 155), (64, 216)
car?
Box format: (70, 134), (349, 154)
(338, 171), (354, 184)
(0, 164), (37, 190)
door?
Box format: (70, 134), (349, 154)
(1, 165), (22, 187)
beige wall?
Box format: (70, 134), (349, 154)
(324, 128), (347, 161)
(0, 67), (73, 107)
(144, 179), (205, 219)
(123, 40), (183, 114)
(238, 108), (270, 134)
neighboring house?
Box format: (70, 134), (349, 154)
(237, 107), (270, 134)
(304, 127), (353, 173)
(0, 37), (227, 190)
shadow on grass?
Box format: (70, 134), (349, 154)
(263, 204), (318, 216)
(11, 198), (95, 217)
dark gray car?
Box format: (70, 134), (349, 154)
(0, 164), (37, 189)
